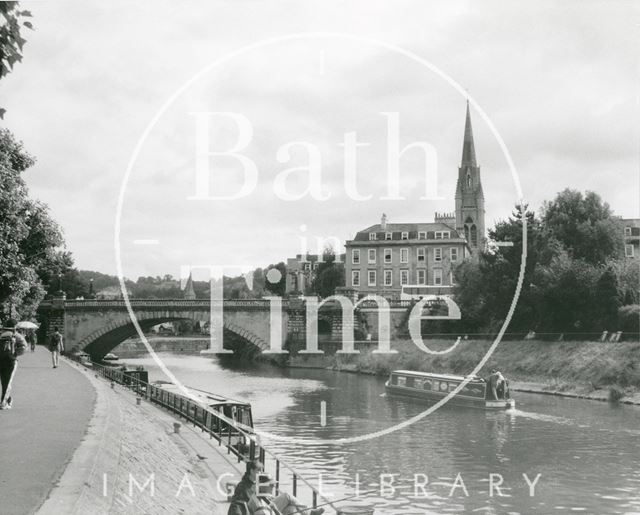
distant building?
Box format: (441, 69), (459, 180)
(285, 253), (347, 295)
(345, 103), (482, 299)
(95, 285), (131, 300)
(621, 218), (640, 259)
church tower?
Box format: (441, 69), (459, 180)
(455, 101), (485, 250)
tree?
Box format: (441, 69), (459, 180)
(0, 2), (34, 117)
(541, 189), (624, 264)
(594, 267), (621, 330)
(264, 262), (286, 297)
(312, 246), (345, 298)
(0, 130), (67, 318)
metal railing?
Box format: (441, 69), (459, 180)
(82, 359), (338, 513)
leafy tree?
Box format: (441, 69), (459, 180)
(594, 267), (621, 330)
(313, 246), (345, 298)
(0, 2), (33, 118)
(541, 189), (624, 264)
(0, 130), (67, 318)
(264, 262), (286, 297)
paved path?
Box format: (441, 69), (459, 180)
(0, 346), (96, 515)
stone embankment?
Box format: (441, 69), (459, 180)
(38, 360), (243, 515)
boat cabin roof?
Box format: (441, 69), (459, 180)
(154, 381), (251, 408)
(391, 370), (485, 382)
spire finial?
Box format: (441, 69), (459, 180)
(461, 101), (477, 167)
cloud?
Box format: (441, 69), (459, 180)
(1, 0), (637, 278)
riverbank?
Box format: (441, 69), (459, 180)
(38, 359), (242, 515)
(288, 338), (640, 405)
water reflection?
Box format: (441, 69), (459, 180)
(122, 353), (640, 514)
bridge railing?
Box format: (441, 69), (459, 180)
(83, 360), (339, 513)
(59, 299), (283, 309)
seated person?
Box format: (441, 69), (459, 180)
(228, 460), (324, 515)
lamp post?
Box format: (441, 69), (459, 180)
(89, 278), (94, 299)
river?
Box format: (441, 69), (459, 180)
(121, 352), (640, 514)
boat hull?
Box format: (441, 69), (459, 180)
(385, 383), (515, 410)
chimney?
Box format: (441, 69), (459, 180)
(381, 213), (388, 231)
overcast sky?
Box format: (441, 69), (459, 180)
(2, 0), (638, 280)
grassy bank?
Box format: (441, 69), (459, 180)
(320, 338), (640, 403)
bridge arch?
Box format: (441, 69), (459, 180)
(79, 315), (268, 360)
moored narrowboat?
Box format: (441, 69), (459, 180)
(385, 370), (515, 410)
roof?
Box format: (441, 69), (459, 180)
(391, 370), (485, 382)
(349, 222), (461, 242)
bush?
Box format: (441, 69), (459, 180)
(618, 305), (640, 333)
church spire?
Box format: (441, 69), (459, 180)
(183, 273), (196, 300)
(461, 100), (477, 167)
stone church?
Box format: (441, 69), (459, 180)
(344, 102), (486, 298)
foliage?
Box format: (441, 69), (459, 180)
(0, 2), (33, 118)
(264, 262), (286, 297)
(618, 305), (640, 334)
(312, 246), (345, 298)
(0, 130), (68, 319)
(541, 189), (624, 264)
(454, 194), (637, 335)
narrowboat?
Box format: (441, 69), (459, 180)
(153, 381), (255, 433)
(385, 370), (515, 410)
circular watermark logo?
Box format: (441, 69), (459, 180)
(115, 32), (526, 446)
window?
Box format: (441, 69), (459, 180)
(417, 247), (426, 262)
(450, 247), (458, 262)
(396, 376), (406, 387)
(368, 248), (376, 264)
(384, 248), (392, 264)
(435, 231), (450, 239)
(418, 231), (426, 240)
(626, 244), (635, 257)
(351, 270), (360, 287)
(368, 270), (377, 286)
(303, 263), (310, 271)
(434, 269), (443, 285)
(449, 272), (454, 285)
(385, 232), (393, 240)
(417, 269), (426, 285)
(400, 269), (409, 285)
(434, 248), (442, 262)
(470, 225), (478, 247)
(384, 269), (392, 286)
(401, 231), (409, 240)
(625, 227), (632, 236)
(352, 249), (360, 264)
(369, 232), (377, 241)
(400, 248), (408, 263)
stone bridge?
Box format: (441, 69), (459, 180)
(37, 297), (423, 360)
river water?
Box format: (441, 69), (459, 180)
(122, 352), (640, 514)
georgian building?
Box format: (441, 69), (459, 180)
(345, 103), (483, 299)
(621, 218), (640, 259)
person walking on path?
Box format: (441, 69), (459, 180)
(49, 327), (64, 368)
(26, 329), (37, 352)
(0, 319), (28, 410)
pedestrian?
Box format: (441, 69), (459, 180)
(0, 319), (28, 410)
(228, 460), (324, 515)
(26, 329), (37, 352)
(49, 326), (64, 368)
